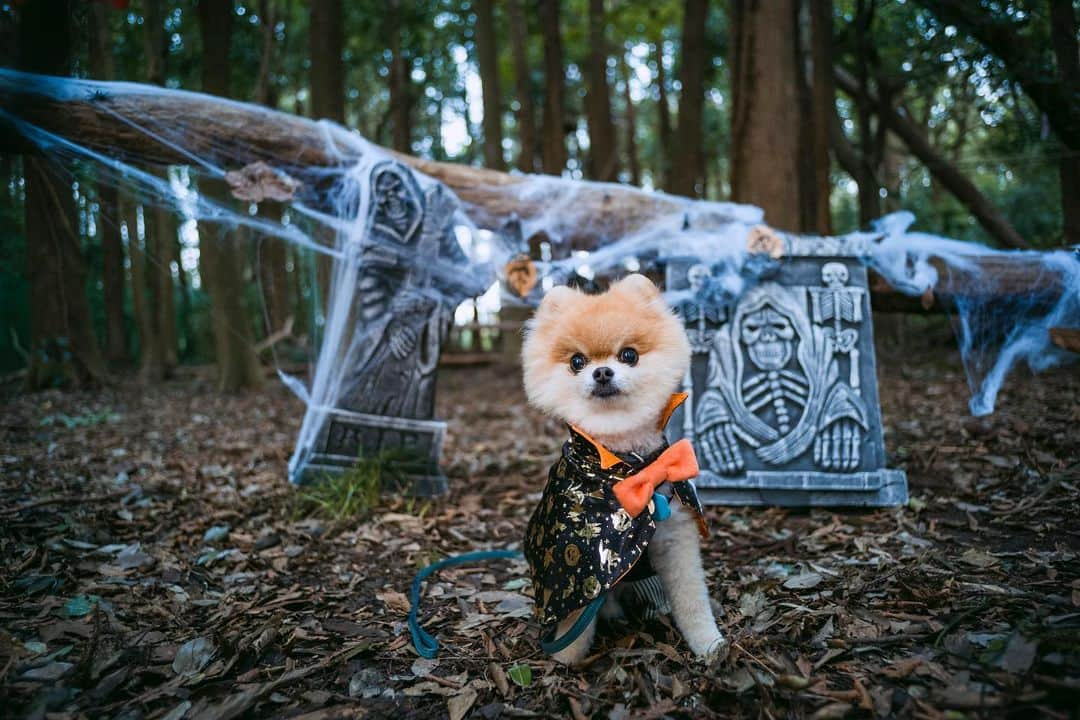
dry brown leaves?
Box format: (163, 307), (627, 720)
(1, 352), (1078, 719)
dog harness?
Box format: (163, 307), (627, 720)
(524, 393), (708, 632)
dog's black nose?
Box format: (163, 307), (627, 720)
(592, 366), (614, 384)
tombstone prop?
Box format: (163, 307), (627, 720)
(665, 231), (908, 506)
(290, 160), (483, 495)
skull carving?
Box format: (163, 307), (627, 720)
(687, 264), (711, 292)
(741, 305), (795, 370)
(821, 262), (849, 289)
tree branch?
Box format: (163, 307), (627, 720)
(835, 66), (1029, 249)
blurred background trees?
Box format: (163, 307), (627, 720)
(1, 0), (1077, 388)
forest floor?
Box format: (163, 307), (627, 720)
(1, 348), (1079, 720)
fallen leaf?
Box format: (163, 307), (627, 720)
(447, 687), (478, 720)
(172, 637), (216, 676)
(507, 664), (532, 688)
(784, 572), (824, 590)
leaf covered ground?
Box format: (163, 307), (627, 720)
(2, 350), (1079, 719)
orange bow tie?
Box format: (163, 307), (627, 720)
(612, 439), (699, 518)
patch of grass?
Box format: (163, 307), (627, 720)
(293, 448), (439, 521)
(293, 458), (390, 521)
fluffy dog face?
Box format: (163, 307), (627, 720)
(521, 274), (691, 439)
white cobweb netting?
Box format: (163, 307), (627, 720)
(2, 71), (1076, 480)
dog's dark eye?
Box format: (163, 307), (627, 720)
(617, 347), (639, 366)
(569, 353), (588, 373)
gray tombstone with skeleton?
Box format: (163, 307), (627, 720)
(665, 229), (908, 506)
(290, 160), (484, 494)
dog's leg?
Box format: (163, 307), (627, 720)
(549, 607), (598, 666)
(648, 502), (726, 659)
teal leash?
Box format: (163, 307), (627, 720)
(409, 549), (522, 659)
(408, 491), (670, 659)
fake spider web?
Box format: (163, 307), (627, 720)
(2, 71), (1076, 482)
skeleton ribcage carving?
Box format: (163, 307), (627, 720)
(741, 369), (808, 435)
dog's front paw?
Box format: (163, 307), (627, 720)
(688, 629), (728, 662)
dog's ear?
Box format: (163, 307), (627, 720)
(611, 273), (661, 299)
(535, 284), (579, 318)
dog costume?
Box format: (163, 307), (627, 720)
(525, 393), (708, 632)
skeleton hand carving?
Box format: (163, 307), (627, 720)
(813, 418), (861, 471)
(388, 323), (418, 359)
(695, 391), (744, 475)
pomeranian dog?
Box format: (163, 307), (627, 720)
(522, 274), (726, 665)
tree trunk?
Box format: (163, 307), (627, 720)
(835, 67), (1029, 249)
(507, 0), (537, 172)
(152, 203), (178, 369)
(127, 203), (164, 380)
(670, 0), (708, 198)
(621, 56), (641, 186)
(388, 0), (412, 153)
(136, 0), (178, 379)
(24, 156), (107, 389)
(475, 0), (505, 170)
(538, 0), (567, 174)
(88, 1), (128, 365)
(653, 38), (672, 189)
(198, 0), (264, 391)
(21, 0), (105, 389)
(804, 0), (833, 233)
(255, 0), (280, 107)
(256, 0), (291, 334)
(729, 0), (805, 228)
(310, 0), (344, 123)
(584, 0), (617, 181)
(1050, 0), (1080, 245)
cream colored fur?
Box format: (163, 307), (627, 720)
(522, 274), (726, 666)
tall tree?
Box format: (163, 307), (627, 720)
(309, 0), (344, 123)
(139, 0), (179, 379)
(1050, 0), (1080, 245)
(475, 0), (505, 170)
(197, 0), (264, 391)
(584, 0), (617, 181)
(804, 0), (833, 233)
(88, 1), (128, 365)
(388, 0), (412, 153)
(653, 37), (673, 189)
(621, 55), (641, 186)
(507, 0), (537, 172)
(670, 0), (708, 198)
(21, 0), (106, 388)
(538, 0), (567, 174)
(256, 0), (291, 335)
(729, 0), (829, 230)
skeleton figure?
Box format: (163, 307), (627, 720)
(809, 262), (864, 388)
(738, 306), (809, 436)
(673, 264), (726, 352)
(692, 283), (869, 474)
(337, 163), (466, 420)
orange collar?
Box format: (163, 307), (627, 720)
(571, 392), (689, 470)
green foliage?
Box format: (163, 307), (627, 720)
(292, 451), (424, 521)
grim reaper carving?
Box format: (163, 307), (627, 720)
(694, 282), (869, 473)
(337, 162), (469, 419)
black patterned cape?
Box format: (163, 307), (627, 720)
(524, 395), (706, 629)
